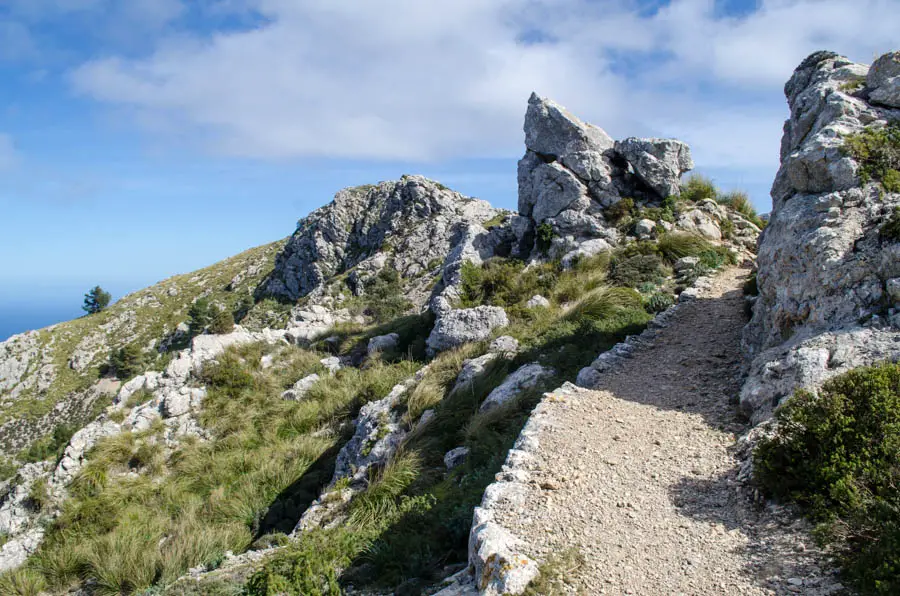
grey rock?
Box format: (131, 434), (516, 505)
(282, 374), (320, 401)
(262, 176), (502, 302)
(480, 363), (554, 412)
(676, 209), (722, 240)
(742, 50), (900, 424)
(453, 353), (500, 394)
(887, 278), (900, 304)
(560, 238), (611, 270)
(868, 51), (900, 108)
(526, 295), (550, 309)
(319, 356), (342, 374)
(674, 256), (701, 273)
(528, 162), (591, 222)
(634, 218), (657, 236)
(615, 137), (694, 199)
(523, 92), (614, 160)
(444, 447), (470, 470)
(427, 307), (509, 354)
(489, 336), (520, 355)
(367, 333), (400, 355)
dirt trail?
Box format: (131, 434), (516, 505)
(493, 268), (843, 595)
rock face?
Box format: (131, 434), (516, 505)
(261, 176), (503, 303)
(517, 93), (694, 259)
(741, 51), (900, 423)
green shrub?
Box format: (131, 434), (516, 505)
(363, 269), (412, 323)
(188, 297), (214, 335)
(843, 123), (900, 188)
(743, 273), (759, 296)
(881, 207), (900, 242)
(657, 232), (713, 263)
(482, 214), (507, 229)
(754, 363), (900, 594)
(608, 254), (666, 287)
(717, 190), (765, 228)
(109, 342), (146, 380)
(605, 197), (634, 224)
(680, 175), (717, 202)
(535, 222), (555, 253)
(0, 457), (16, 482)
(564, 287), (643, 325)
(209, 308), (236, 335)
(20, 423), (76, 463)
(27, 477), (50, 511)
(643, 292), (674, 313)
(0, 568), (48, 596)
(458, 258), (556, 309)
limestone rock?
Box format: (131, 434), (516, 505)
(676, 209), (722, 240)
(867, 51), (900, 108)
(523, 92), (614, 161)
(674, 256), (701, 273)
(526, 295), (550, 309)
(480, 364), (554, 412)
(319, 356), (342, 374)
(453, 353), (500, 394)
(634, 218), (657, 236)
(282, 374), (320, 401)
(614, 138), (694, 199)
(489, 336), (520, 355)
(427, 307), (508, 354)
(367, 333), (400, 355)
(444, 447), (470, 470)
(741, 50), (900, 424)
(262, 176), (502, 303)
(560, 238), (612, 270)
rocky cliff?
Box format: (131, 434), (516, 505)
(741, 50), (900, 423)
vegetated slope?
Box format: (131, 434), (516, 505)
(0, 240), (284, 459)
(0, 92), (764, 596)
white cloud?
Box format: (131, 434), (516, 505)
(63, 0), (900, 170)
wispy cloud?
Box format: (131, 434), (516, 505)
(62, 0), (899, 169)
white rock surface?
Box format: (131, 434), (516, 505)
(480, 364), (554, 412)
(367, 333), (400, 355)
(427, 306), (509, 354)
(526, 295), (550, 309)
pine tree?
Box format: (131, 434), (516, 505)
(82, 286), (112, 314)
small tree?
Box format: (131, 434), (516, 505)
(209, 308), (235, 334)
(188, 297), (214, 335)
(82, 286), (111, 314)
(109, 343), (146, 380)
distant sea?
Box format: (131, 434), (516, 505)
(0, 301), (84, 342)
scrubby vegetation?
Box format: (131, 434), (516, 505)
(4, 343), (419, 594)
(843, 122), (900, 192)
(880, 207), (900, 242)
(754, 363), (900, 594)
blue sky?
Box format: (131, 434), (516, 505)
(1, 0), (898, 340)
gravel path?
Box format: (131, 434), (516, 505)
(492, 267), (844, 595)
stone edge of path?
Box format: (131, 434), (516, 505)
(461, 274), (721, 596)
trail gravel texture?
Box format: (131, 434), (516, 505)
(492, 267), (845, 595)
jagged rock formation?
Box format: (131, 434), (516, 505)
(516, 93), (694, 260)
(261, 175), (504, 304)
(742, 51), (900, 423)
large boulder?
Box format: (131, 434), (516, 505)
(427, 307), (509, 354)
(868, 51), (900, 108)
(741, 50), (900, 423)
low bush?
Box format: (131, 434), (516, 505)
(20, 423), (76, 464)
(188, 297), (215, 335)
(881, 207), (900, 242)
(754, 363), (900, 594)
(0, 567), (48, 596)
(564, 287), (643, 325)
(364, 269), (412, 323)
(643, 292), (674, 313)
(606, 197), (635, 224)
(657, 232), (712, 263)
(843, 123), (900, 191)
(209, 308), (235, 334)
(608, 254), (667, 288)
(0, 457), (17, 481)
(109, 343), (146, 381)
(459, 258), (556, 309)
(717, 190), (765, 228)
(680, 174), (717, 202)
(535, 222), (556, 253)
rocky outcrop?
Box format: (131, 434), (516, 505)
(516, 93), (694, 259)
(261, 176), (503, 303)
(741, 51), (900, 423)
